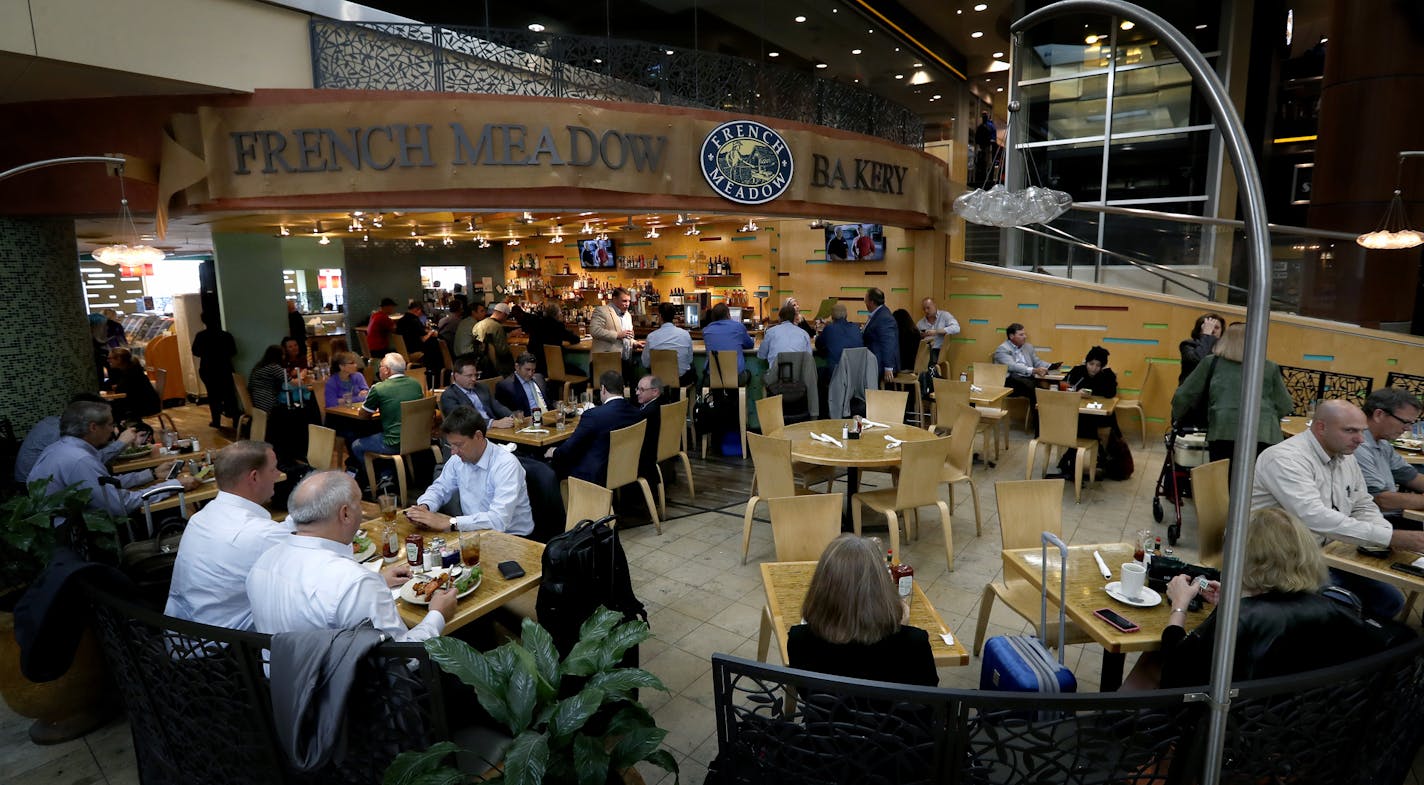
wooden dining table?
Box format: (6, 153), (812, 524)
(758, 560), (968, 667)
(486, 416), (580, 448)
(969, 384), (1012, 409)
(1001, 541), (1210, 690)
(358, 508), (545, 634)
(1322, 539), (1424, 598)
(1078, 395), (1118, 415)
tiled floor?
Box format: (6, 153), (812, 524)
(4, 407), (1421, 784)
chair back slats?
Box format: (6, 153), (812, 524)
(1189, 458), (1230, 568)
(994, 479), (1065, 549)
(545, 345), (568, 379)
(605, 419), (647, 489)
(932, 378), (972, 431)
(1035, 389), (1083, 446)
(972, 362), (1006, 387)
(565, 476), (614, 530)
(650, 350), (681, 390)
(656, 398), (689, 461)
(707, 350), (741, 390)
(944, 403), (982, 474)
(747, 432), (799, 499)
(397, 396), (438, 454)
(866, 389), (908, 425)
(250, 409), (269, 443)
(755, 394), (786, 436)
(307, 424), (337, 470)
(893, 437), (953, 509)
(590, 352), (622, 390)
(766, 493), (844, 561)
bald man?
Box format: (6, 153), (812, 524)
(1253, 399), (1424, 618)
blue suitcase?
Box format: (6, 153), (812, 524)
(979, 532), (1077, 698)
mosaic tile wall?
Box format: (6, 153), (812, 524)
(0, 217), (93, 436)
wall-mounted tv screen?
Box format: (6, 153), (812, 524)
(824, 223), (885, 261)
(579, 238), (617, 268)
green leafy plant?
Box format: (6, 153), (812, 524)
(1, 480), (121, 589)
(386, 607), (679, 785)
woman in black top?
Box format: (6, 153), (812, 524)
(893, 308), (920, 373)
(787, 535), (938, 686)
(1064, 345), (1119, 441)
(1178, 312), (1224, 383)
(105, 347), (161, 419)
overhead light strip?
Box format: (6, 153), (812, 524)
(1272, 135), (1317, 145)
(848, 0), (967, 81)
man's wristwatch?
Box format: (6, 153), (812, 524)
(448, 520), (457, 532)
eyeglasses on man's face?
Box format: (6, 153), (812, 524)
(1386, 410), (1420, 427)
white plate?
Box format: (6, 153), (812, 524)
(351, 537), (376, 563)
(1104, 581), (1162, 608)
(399, 567), (482, 605)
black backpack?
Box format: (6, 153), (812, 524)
(535, 515), (647, 657)
(765, 360), (810, 424)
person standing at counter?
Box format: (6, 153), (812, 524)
(192, 311), (239, 429)
(642, 303), (696, 387)
(759, 301), (813, 369)
(366, 298), (397, 358)
(701, 303), (753, 385)
(286, 300), (307, 361)
(860, 287), (899, 384)
(590, 288), (644, 381)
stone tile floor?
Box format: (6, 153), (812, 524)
(5, 412), (1423, 784)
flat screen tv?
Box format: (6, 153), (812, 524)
(579, 238), (617, 268)
(824, 223), (885, 261)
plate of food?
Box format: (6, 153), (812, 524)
(1394, 438), (1423, 452)
(118, 445), (154, 461)
(400, 566), (482, 605)
(351, 530), (376, 562)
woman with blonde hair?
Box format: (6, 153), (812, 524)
(1157, 508), (1410, 687)
(787, 535), (937, 686)
(1170, 322), (1295, 464)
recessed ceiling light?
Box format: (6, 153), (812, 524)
(1195, 23), (1208, 30)
(527, 22), (545, 32)
(971, 31), (984, 38)
(852, 48), (862, 54)
(1120, 20), (1135, 30)
(1085, 34), (1099, 44)
(913, 62), (923, 67)
(895, 73), (904, 79)
(594, 57), (603, 63)
(996, 87), (1004, 92)
(993, 51), (1004, 57)
(956, 9), (963, 14)
(794, 15), (806, 22)
(974, 2), (987, 9)
(867, 28), (873, 33)
(853, 78), (859, 82)
(932, 94), (942, 99)
(894, 47), (900, 51)
(665, 49), (674, 55)
(832, 7), (837, 11)
(816, 62), (828, 68)
(768, 51), (780, 57)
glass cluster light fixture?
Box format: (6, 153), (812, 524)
(1357, 189), (1424, 250)
(92, 178), (167, 267)
(953, 184), (1073, 228)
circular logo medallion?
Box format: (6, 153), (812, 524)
(700, 120), (794, 205)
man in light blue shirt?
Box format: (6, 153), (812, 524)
(758, 301), (814, 369)
(1356, 387), (1424, 521)
(916, 298), (960, 394)
(406, 407), (534, 536)
(14, 393), (139, 483)
(642, 303), (696, 387)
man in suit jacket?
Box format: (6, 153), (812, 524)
(496, 353), (552, 415)
(633, 375), (664, 490)
(589, 287), (644, 379)
(439, 353), (514, 429)
(860, 287), (899, 384)
(546, 371), (645, 484)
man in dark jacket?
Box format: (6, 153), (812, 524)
(439, 353), (514, 429)
(496, 353), (552, 415)
(860, 287), (899, 384)
(546, 371), (643, 484)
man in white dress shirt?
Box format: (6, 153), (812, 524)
(247, 471), (455, 641)
(406, 407), (534, 536)
(164, 441), (288, 629)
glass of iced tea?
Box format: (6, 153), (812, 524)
(460, 531), (481, 566)
(379, 493), (398, 522)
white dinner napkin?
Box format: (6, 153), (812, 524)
(810, 432), (845, 448)
(884, 434), (905, 449)
(969, 384), (984, 393)
(859, 418), (890, 429)
(518, 427), (550, 434)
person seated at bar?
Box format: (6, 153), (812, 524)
(1133, 508), (1413, 689)
(546, 371), (643, 485)
(788, 535), (937, 686)
(165, 441), (288, 630)
(701, 303), (753, 386)
(105, 346), (162, 418)
(352, 353), (424, 466)
(815, 303), (862, 376)
(365, 297), (398, 359)
(247, 471), (454, 640)
(642, 303), (696, 388)
(495, 353), (550, 416)
(14, 393), (139, 483)
(406, 407), (534, 536)
(436, 298), (465, 348)
(453, 301), (486, 357)
(473, 302), (516, 377)
(758, 301), (813, 370)
(1355, 387), (1424, 528)
(395, 298), (443, 379)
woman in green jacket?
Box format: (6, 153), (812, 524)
(1170, 323), (1295, 464)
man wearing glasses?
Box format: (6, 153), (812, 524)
(1355, 387), (1424, 526)
(440, 353), (515, 430)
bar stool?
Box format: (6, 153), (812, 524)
(590, 351), (624, 395)
(700, 349), (747, 459)
(651, 348), (694, 446)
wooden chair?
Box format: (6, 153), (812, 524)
(390, 334), (423, 364)
(940, 402), (984, 537)
(232, 372), (255, 438)
(149, 368), (169, 409)
(754, 395), (836, 493)
(741, 432), (821, 565)
(564, 476), (613, 531)
(437, 339), (455, 388)
(972, 479), (1091, 655)
(363, 396), (443, 505)
(649, 350), (689, 399)
(887, 341), (931, 426)
(851, 436), (955, 569)
(701, 349), (748, 459)
(933, 377), (1005, 463)
(974, 361), (1031, 429)
(1115, 363), (1149, 447)
(362, 361), (378, 385)
(604, 419), (661, 534)
(1026, 389), (1099, 503)
(249, 409), (268, 443)
(1189, 458), (1229, 568)
(544, 345), (587, 402)
(590, 352), (624, 394)
(653, 398), (696, 518)
(766, 493), (843, 561)
(306, 424), (337, 470)
(478, 375), (502, 401)
(865, 388), (908, 426)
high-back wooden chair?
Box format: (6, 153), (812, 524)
(390, 334), (412, 360)
(564, 476), (614, 531)
(755, 394), (835, 496)
(865, 388), (908, 426)
(650, 349), (693, 445)
(653, 398), (695, 518)
(766, 493), (844, 561)
(306, 424), (337, 470)
(590, 352), (624, 394)
(1026, 389), (1099, 503)
(1115, 363), (1148, 447)
(1189, 458), (1230, 568)
(700, 349), (748, 459)
(544, 345), (587, 403)
(887, 340), (932, 425)
(437, 339), (455, 388)
(741, 432), (818, 564)
(932, 377), (1006, 462)
(971, 479), (1089, 655)
(974, 361), (1031, 429)
(604, 420), (661, 535)
(940, 402), (984, 537)
(478, 375), (501, 401)
(353, 327), (370, 360)
(363, 396), (443, 504)
(249, 408), (268, 444)
(851, 436), (955, 569)
(232, 372), (255, 438)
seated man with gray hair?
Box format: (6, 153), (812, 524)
(246, 471), (455, 640)
(353, 352), (425, 465)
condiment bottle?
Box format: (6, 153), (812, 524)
(425, 537), (444, 571)
(405, 533), (424, 567)
(381, 523), (401, 564)
(890, 559), (914, 601)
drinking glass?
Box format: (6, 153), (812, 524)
(161, 430), (178, 451)
(460, 532), (481, 566)
(555, 402), (567, 430)
(379, 494), (398, 522)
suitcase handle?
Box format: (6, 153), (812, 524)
(1040, 531), (1069, 666)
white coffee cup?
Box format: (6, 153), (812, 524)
(1120, 562), (1147, 601)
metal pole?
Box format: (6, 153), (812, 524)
(1012, 4), (1272, 784)
(0, 156), (127, 184)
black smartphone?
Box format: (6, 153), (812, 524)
(498, 560), (525, 580)
(1358, 545), (1392, 558)
(1093, 607), (1140, 633)
(1391, 562), (1424, 578)
(165, 462), (184, 480)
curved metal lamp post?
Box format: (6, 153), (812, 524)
(1009, 3), (1272, 783)
(0, 156), (127, 184)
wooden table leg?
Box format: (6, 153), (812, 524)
(1100, 650), (1126, 691)
(757, 605), (773, 662)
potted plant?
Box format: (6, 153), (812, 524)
(388, 607), (680, 785)
(0, 480), (122, 743)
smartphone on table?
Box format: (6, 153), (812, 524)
(1093, 607), (1140, 633)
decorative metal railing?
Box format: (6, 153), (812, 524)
(310, 20), (925, 148)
